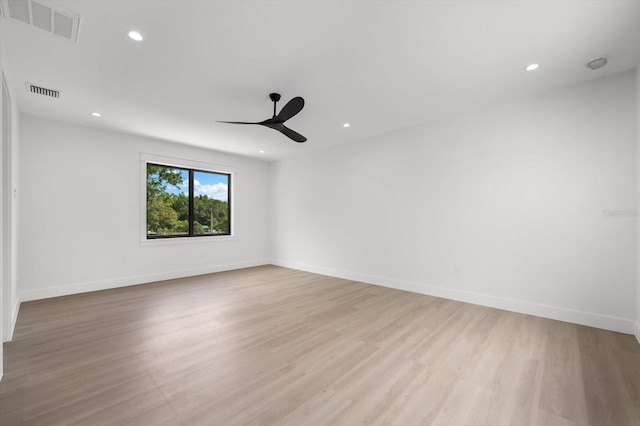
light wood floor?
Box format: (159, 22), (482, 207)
(1, 266), (639, 425)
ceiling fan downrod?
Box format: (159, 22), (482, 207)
(269, 93), (281, 118)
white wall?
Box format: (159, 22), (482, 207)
(272, 70), (637, 334)
(2, 75), (19, 342)
(9, 88), (18, 338)
(0, 25), (5, 380)
(636, 66), (640, 344)
(18, 116), (270, 300)
(0, 24), (21, 378)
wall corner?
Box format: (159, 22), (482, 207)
(636, 66), (640, 344)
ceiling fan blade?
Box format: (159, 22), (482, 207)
(275, 97), (304, 123)
(216, 120), (260, 125)
(280, 125), (307, 143)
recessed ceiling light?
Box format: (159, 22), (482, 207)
(128, 31), (143, 41)
(525, 63), (539, 71)
(259, 150), (265, 153)
(343, 123), (350, 128)
(91, 112), (101, 117)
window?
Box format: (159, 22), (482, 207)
(146, 163), (231, 239)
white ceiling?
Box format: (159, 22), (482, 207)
(2, 0), (640, 161)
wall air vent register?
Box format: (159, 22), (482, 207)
(26, 82), (60, 98)
(0, 0), (80, 42)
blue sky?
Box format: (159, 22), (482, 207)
(165, 169), (229, 202)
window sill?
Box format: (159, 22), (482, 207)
(140, 235), (236, 246)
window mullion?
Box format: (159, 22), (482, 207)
(188, 169), (194, 236)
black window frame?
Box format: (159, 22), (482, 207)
(146, 162), (232, 239)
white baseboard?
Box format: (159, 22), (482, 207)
(635, 321), (640, 345)
(8, 296), (20, 340)
(272, 260), (635, 335)
(2, 295), (20, 343)
(20, 260), (269, 302)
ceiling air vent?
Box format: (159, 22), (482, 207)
(26, 83), (60, 98)
(0, 0), (80, 42)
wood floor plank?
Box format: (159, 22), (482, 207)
(539, 321), (590, 424)
(431, 379), (493, 426)
(1, 265), (639, 425)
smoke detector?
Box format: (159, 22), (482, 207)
(587, 57), (608, 71)
(0, 0), (80, 42)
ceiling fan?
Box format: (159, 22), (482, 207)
(218, 93), (307, 143)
